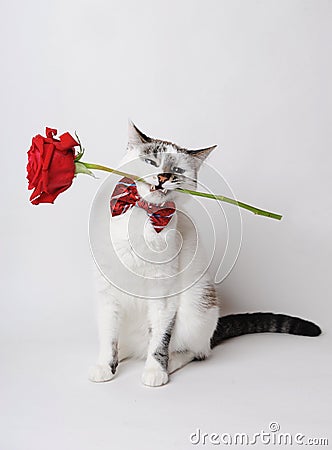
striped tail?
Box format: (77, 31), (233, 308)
(210, 312), (321, 349)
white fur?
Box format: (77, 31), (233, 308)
(89, 125), (219, 387)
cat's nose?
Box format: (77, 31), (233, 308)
(158, 173), (171, 184)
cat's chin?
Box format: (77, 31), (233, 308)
(136, 181), (177, 204)
(149, 184), (168, 195)
(146, 188), (176, 204)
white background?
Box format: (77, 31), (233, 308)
(1, 0), (331, 449)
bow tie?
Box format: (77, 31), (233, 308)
(110, 177), (176, 233)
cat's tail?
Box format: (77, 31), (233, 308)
(210, 312), (321, 348)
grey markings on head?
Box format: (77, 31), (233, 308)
(128, 121), (217, 171)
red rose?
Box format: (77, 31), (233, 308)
(27, 127), (78, 205)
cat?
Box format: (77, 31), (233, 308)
(88, 121), (321, 387)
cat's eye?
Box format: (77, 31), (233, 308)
(144, 158), (158, 167)
(172, 166), (185, 174)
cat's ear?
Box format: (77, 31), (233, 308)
(186, 145), (217, 166)
(128, 120), (152, 145)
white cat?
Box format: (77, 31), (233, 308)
(89, 122), (321, 387)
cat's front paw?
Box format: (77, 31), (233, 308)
(141, 368), (169, 387)
(88, 364), (115, 383)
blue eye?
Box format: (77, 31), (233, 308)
(144, 158), (157, 167)
(172, 166), (185, 174)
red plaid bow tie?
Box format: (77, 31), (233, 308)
(110, 177), (176, 233)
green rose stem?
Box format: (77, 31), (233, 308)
(80, 162), (282, 221)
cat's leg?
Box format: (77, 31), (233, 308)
(167, 281), (219, 375)
(168, 351), (195, 374)
(141, 299), (177, 387)
(89, 278), (121, 383)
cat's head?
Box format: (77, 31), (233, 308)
(124, 121), (217, 204)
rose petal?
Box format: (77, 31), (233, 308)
(46, 127), (57, 138)
(58, 132), (79, 151)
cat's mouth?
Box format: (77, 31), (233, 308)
(150, 184), (168, 195)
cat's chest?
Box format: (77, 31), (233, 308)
(110, 206), (180, 276)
